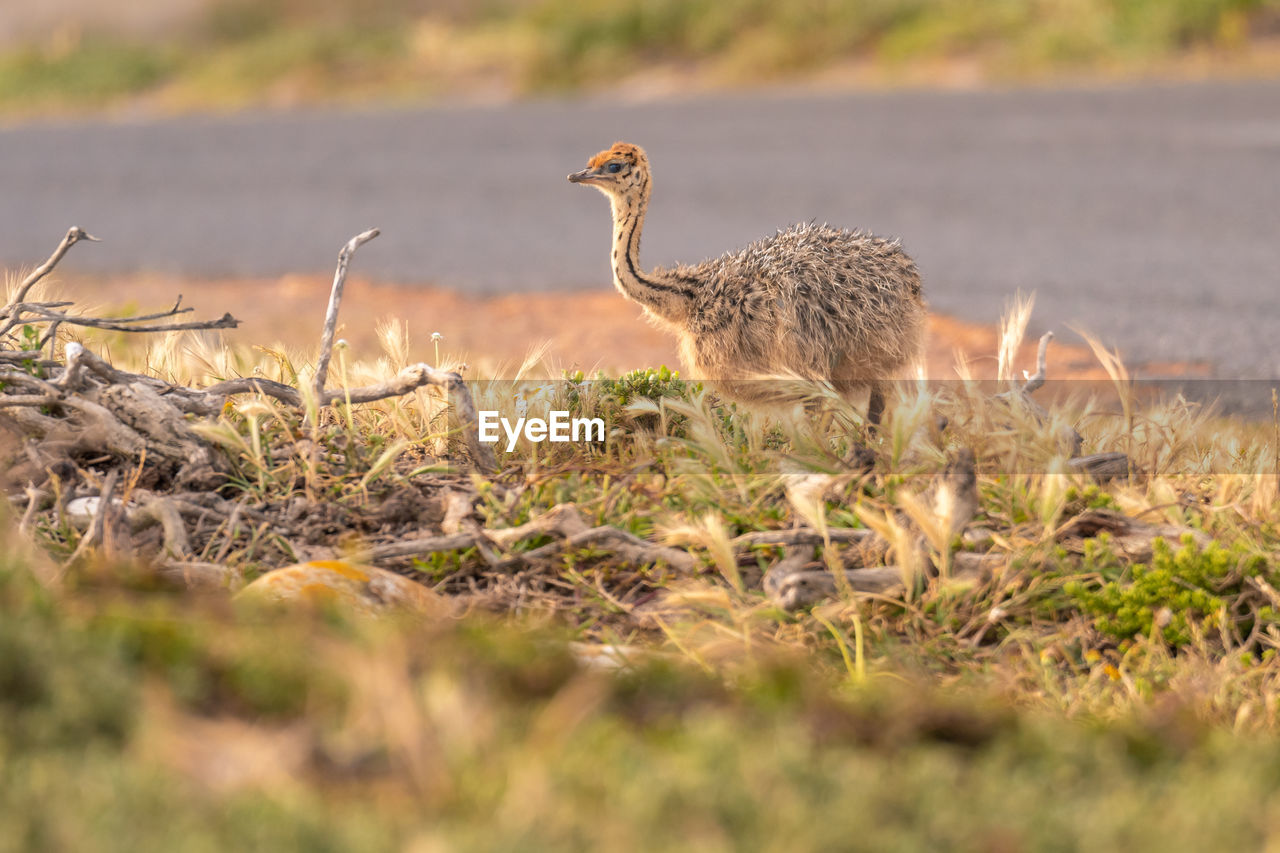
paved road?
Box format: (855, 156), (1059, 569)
(2, 81), (1278, 379)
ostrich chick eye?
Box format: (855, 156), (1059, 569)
(606, 162), (624, 174)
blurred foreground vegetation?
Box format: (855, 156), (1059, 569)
(1, 0), (1278, 116)
(9, 527), (1280, 851)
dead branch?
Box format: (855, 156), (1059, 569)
(17, 305), (238, 334)
(4, 226), (98, 311)
(754, 506), (1216, 611)
(0, 367), (60, 393)
(179, 229), (494, 473)
(34, 296), (193, 325)
(365, 503), (693, 574)
(314, 228), (380, 399)
(0, 350), (60, 368)
(201, 377), (302, 405)
(1067, 452), (1132, 483)
(0, 226), (518, 589)
(66, 470), (119, 566)
(47, 344), (225, 417)
(732, 528), (877, 548)
(1021, 331), (1053, 395)
(40, 342), (124, 386)
(157, 561), (244, 592)
(438, 489), (476, 535)
(1056, 509), (1209, 562)
(770, 567), (905, 610)
(210, 501), (248, 564)
(369, 532), (479, 561)
(997, 331), (1054, 408)
(518, 526), (696, 573)
(0, 228), (495, 475)
(440, 373), (497, 474)
(18, 484), (43, 538)
(97, 382), (214, 464)
(203, 363), (498, 473)
(318, 362), (452, 406)
(136, 497), (193, 560)
(52, 396), (149, 457)
(318, 364), (495, 473)
(17, 301), (75, 310)
(2, 406), (62, 436)
(57, 341), (89, 391)
(0, 394), (60, 408)
(768, 553), (1005, 611)
(484, 503), (589, 547)
(988, 329), (1084, 456)
(0, 225), (235, 345)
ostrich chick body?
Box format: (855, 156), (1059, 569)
(569, 142), (926, 419)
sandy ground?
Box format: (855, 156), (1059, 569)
(41, 272), (1142, 382)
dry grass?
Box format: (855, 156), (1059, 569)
(4, 265), (1280, 848)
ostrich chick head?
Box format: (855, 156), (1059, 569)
(567, 141), (651, 206)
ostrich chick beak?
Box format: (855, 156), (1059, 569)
(568, 168), (603, 185)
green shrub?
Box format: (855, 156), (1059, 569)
(1065, 535), (1270, 647)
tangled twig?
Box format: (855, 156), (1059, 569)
(314, 228), (380, 399)
(0, 226), (502, 583)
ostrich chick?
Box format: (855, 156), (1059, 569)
(568, 142), (926, 421)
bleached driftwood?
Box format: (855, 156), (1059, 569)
(1021, 330), (1052, 395)
(518, 525), (696, 573)
(369, 532), (480, 562)
(766, 553), (1007, 612)
(2, 227), (99, 319)
(313, 228), (380, 399)
(367, 503), (695, 574)
(760, 504), (1211, 612)
(0, 226), (509, 588)
(202, 227), (496, 473)
(1067, 452), (1132, 482)
(759, 449), (983, 610)
(732, 528), (877, 548)
(202, 363), (497, 474)
(0, 227), (497, 487)
(1055, 509), (1210, 562)
(1, 229), (237, 349)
